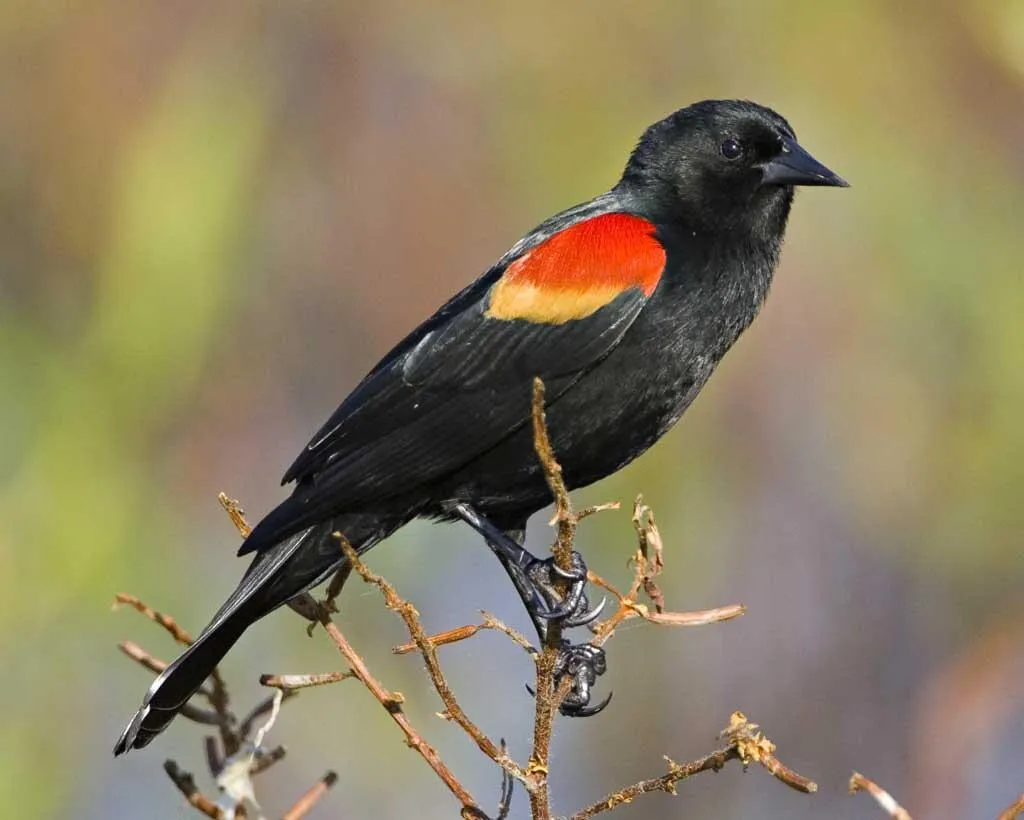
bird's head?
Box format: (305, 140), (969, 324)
(618, 99), (848, 237)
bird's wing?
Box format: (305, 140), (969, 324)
(242, 210), (666, 554)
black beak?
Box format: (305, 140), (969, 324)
(761, 137), (849, 188)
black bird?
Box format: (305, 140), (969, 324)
(115, 99), (847, 755)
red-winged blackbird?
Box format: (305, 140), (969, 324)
(115, 99), (846, 755)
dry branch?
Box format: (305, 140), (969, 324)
(260, 672), (355, 691)
(850, 772), (913, 820)
(117, 376), (829, 820)
(998, 794), (1024, 820)
(316, 611), (480, 809)
(331, 535), (532, 795)
(392, 611), (535, 657)
(281, 772), (339, 820)
(526, 377), (582, 819)
(569, 712), (814, 819)
(114, 593), (195, 645)
(117, 594), (336, 819)
(164, 760), (225, 819)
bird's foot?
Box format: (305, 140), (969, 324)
(449, 503), (604, 628)
(524, 550), (606, 627)
(529, 640), (612, 718)
(556, 641), (612, 717)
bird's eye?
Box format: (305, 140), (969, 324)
(720, 138), (743, 160)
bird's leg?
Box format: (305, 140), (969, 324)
(450, 503), (602, 627)
(451, 503), (610, 717)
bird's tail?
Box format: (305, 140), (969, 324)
(114, 514), (392, 755)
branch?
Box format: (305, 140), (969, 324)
(118, 591), (336, 819)
(113, 593), (195, 645)
(526, 377), (578, 819)
(849, 772), (913, 820)
(722, 712), (816, 793)
(569, 748), (739, 820)
(260, 672), (355, 691)
(999, 794), (1024, 820)
(392, 612), (534, 657)
(120, 379), (822, 820)
(569, 712), (815, 819)
(332, 535), (532, 793)
(281, 772), (338, 820)
(218, 492), (253, 539)
(164, 760), (224, 819)
(315, 610), (479, 808)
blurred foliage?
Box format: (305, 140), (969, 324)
(1, 2), (1022, 819)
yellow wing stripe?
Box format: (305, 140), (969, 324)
(486, 280), (627, 324)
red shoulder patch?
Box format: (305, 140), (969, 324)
(486, 213), (665, 324)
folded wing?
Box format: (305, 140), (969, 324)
(241, 210), (666, 554)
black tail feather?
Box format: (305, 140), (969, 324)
(114, 610), (250, 754)
(114, 514), (399, 755)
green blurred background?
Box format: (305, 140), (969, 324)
(2, 2), (1022, 818)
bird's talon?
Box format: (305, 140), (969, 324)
(561, 690), (613, 718)
(530, 580), (587, 622)
(550, 562), (584, 582)
(564, 595), (607, 628)
(524, 550), (592, 624)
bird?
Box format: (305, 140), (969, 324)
(114, 98), (847, 755)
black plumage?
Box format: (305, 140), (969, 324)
(115, 99), (846, 754)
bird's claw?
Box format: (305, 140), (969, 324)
(527, 641), (611, 718)
(562, 689), (613, 718)
(555, 641), (609, 717)
(565, 595), (607, 627)
(525, 550), (597, 625)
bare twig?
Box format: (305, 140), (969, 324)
(393, 611), (535, 657)
(250, 745), (287, 776)
(282, 772), (339, 820)
(260, 671), (355, 690)
(576, 501), (621, 520)
(118, 591), (322, 818)
(118, 638), (222, 703)
(259, 747), (292, 783)
(204, 736), (224, 777)
(392, 622), (488, 655)
(569, 712), (815, 819)
(723, 712), (816, 794)
(113, 593), (195, 645)
(531, 378), (575, 569)
(526, 377), (578, 818)
(118, 639), (170, 677)
(313, 600), (481, 811)
(587, 570), (744, 638)
(178, 702), (231, 728)
(479, 612), (536, 654)
(569, 747), (739, 819)
(122, 382), (821, 820)
(218, 492), (253, 538)
(632, 497), (666, 612)
(998, 794), (1024, 820)
(208, 673), (235, 755)
(334, 536), (531, 791)
(850, 772), (913, 819)
(164, 760), (224, 819)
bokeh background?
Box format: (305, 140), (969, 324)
(2, 2), (1023, 818)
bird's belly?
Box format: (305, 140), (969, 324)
(439, 337), (713, 518)
(547, 347), (709, 484)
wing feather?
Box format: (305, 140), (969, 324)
(249, 207), (666, 553)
